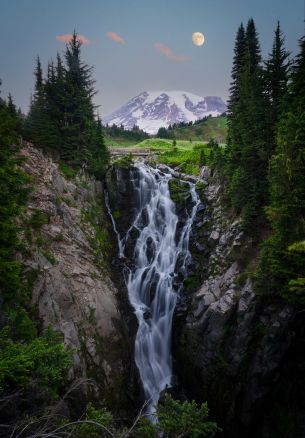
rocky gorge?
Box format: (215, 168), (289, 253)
(14, 144), (305, 437)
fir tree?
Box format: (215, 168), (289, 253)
(0, 82), (29, 300)
(264, 21), (290, 154)
(24, 32), (110, 176)
(258, 37), (305, 301)
(225, 19), (269, 229)
(7, 93), (17, 118)
(227, 23), (247, 117)
(265, 22), (290, 119)
(61, 31), (95, 163)
(245, 18), (262, 73)
(25, 57), (58, 148)
(6, 93), (24, 136)
(87, 117), (110, 178)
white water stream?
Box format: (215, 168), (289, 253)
(107, 164), (200, 415)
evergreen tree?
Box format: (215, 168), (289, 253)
(265, 22), (290, 120)
(258, 37), (305, 301)
(246, 18), (262, 73)
(227, 23), (247, 118)
(43, 60), (63, 149)
(156, 126), (174, 139)
(87, 117), (110, 178)
(61, 31), (95, 163)
(53, 53), (66, 131)
(225, 18), (269, 230)
(25, 57), (58, 148)
(6, 93), (24, 137)
(7, 93), (17, 118)
(0, 82), (29, 300)
(24, 32), (110, 176)
(265, 22), (290, 153)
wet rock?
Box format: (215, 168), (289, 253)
(196, 203), (206, 213)
(199, 166), (211, 180)
(143, 310), (151, 320)
(195, 242), (206, 253)
(209, 230), (220, 242)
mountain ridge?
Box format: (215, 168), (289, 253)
(103, 90), (227, 134)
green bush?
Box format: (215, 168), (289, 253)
(112, 154), (133, 168)
(158, 144), (211, 176)
(71, 403), (113, 438)
(136, 394), (220, 438)
(0, 327), (72, 393)
(28, 210), (49, 229)
(59, 161), (77, 179)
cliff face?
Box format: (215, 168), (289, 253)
(19, 145), (136, 412)
(16, 149), (305, 434)
(174, 168), (305, 437)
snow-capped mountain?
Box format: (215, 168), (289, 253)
(103, 91), (227, 134)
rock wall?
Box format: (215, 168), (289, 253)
(174, 167), (305, 437)
(19, 145), (136, 413)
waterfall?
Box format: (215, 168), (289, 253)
(108, 163), (200, 415)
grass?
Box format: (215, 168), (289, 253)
(135, 138), (208, 151)
(104, 137), (137, 147)
(170, 116), (228, 142)
(158, 143), (212, 175)
(106, 136), (209, 151)
(108, 137), (211, 175)
(108, 137), (216, 176)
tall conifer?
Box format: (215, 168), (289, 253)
(61, 31), (95, 162)
(265, 22), (290, 154)
(258, 37), (305, 299)
(227, 23), (247, 117)
(226, 18), (269, 230)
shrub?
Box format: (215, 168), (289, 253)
(0, 327), (72, 393)
(136, 394), (220, 438)
(29, 210), (49, 230)
(59, 161), (77, 179)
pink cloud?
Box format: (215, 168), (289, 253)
(154, 42), (191, 62)
(56, 34), (90, 45)
(106, 31), (126, 44)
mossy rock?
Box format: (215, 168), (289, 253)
(168, 179), (192, 212)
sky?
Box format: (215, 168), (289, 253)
(0, 0), (304, 117)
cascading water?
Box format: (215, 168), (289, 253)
(107, 163), (200, 415)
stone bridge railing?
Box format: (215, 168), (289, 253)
(109, 147), (151, 157)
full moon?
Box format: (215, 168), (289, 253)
(192, 32), (205, 46)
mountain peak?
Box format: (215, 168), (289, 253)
(103, 90), (227, 134)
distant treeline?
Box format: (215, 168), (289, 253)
(103, 122), (149, 142)
(156, 114), (227, 142)
(167, 113), (227, 130)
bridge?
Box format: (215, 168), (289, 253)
(109, 147), (151, 157)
